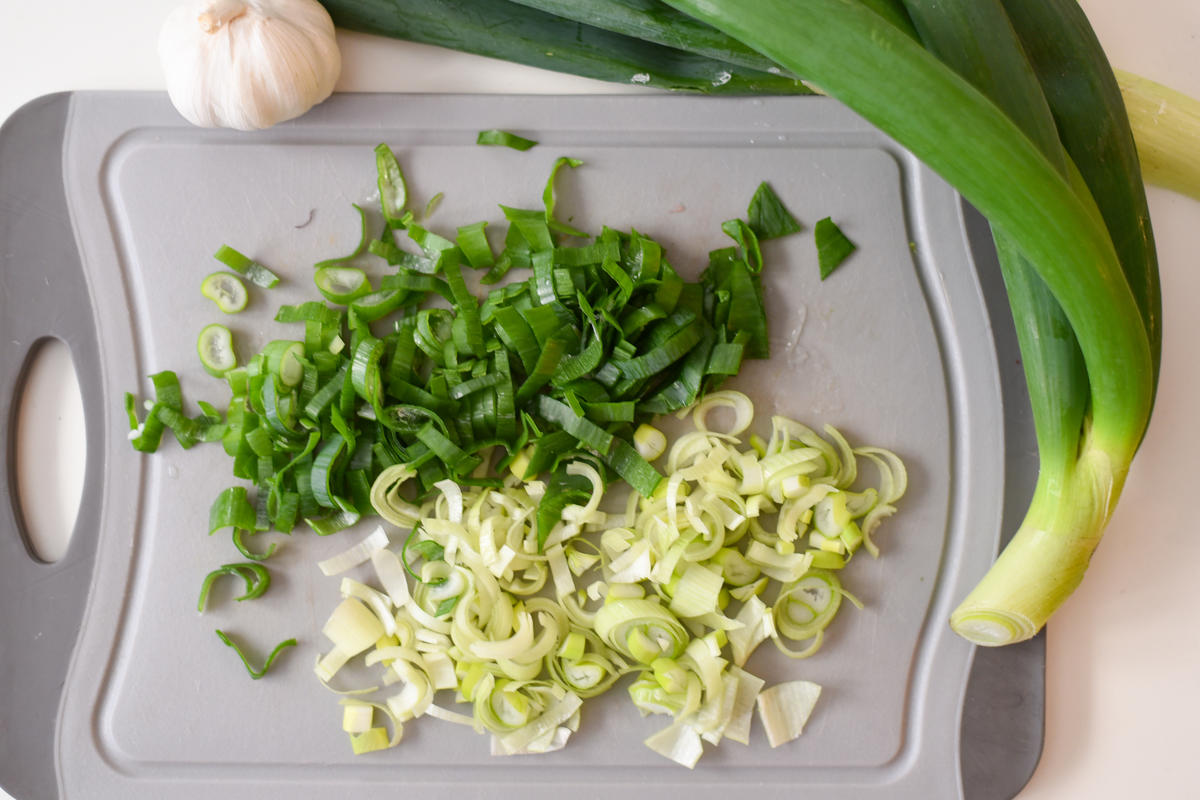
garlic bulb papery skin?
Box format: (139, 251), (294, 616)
(159, 0), (341, 131)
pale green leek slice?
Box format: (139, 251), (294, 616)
(317, 526), (390, 576)
(756, 680), (821, 748)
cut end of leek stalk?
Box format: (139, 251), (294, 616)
(948, 609), (1037, 647)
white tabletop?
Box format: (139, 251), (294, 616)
(2, 1), (1197, 798)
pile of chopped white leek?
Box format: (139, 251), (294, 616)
(314, 390), (906, 765)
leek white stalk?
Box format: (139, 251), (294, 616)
(1116, 70), (1200, 202)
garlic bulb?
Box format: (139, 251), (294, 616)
(159, 0), (341, 131)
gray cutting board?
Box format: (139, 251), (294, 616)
(0, 92), (1043, 800)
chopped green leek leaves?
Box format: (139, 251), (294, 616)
(747, 182), (802, 240)
(814, 217), (857, 280)
(477, 129), (538, 151)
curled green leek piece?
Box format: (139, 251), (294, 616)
(197, 562), (270, 612)
(215, 630), (297, 679)
(477, 129), (538, 151)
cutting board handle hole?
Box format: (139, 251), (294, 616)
(10, 337), (85, 564)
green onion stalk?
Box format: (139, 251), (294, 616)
(666, 0), (1157, 645)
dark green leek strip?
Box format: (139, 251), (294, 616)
(543, 156), (587, 237)
(457, 221), (494, 268)
(814, 217), (856, 280)
(232, 528), (279, 561)
(197, 562), (270, 611)
(477, 129), (538, 150)
(603, 438), (663, 498)
(601, 256), (635, 307)
(524, 430), (583, 479)
(630, 230), (662, 283)
(491, 306), (541, 374)
(314, 204), (371, 269)
(503, 0), (784, 74)
(350, 335), (385, 410)
(493, 349), (518, 443)
(310, 433), (347, 508)
(521, 302), (575, 347)
(517, 327), (578, 402)
(317, 0), (812, 96)
(214, 630), (297, 680)
(416, 422), (482, 475)
(584, 401), (635, 423)
(551, 333), (605, 386)
(441, 252), (485, 356)
(614, 323), (703, 381)
(999, 0), (1161, 391)
(538, 396), (613, 454)
(620, 304), (667, 339)
(272, 491), (300, 533)
(721, 218), (763, 274)
(450, 371), (504, 400)
(747, 182), (802, 240)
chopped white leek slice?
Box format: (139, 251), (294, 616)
(342, 701), (375, 733)
(547, 544), (575, 598)
(433, 478), (465, 523)
(607, 538), (653, 584)
(422, 651), (459, 691)
(322, 597), (385, 656)
(692, 390), (754, 437)
(644, 721), (704, 769)
(756, 680), (821, 747)
(634, 423), (667, 461)
(370, 548), (412, 607)
(426, 703), (482, 730)
(318, 526), (389, 576)
(495, 692), (582, 754)
(723, 666), (765, 745)
(340, 577), (397, 637)
(668, 563), (724, 618)
(728, 595), (774, 666)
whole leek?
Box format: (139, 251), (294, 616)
(666, 0), (1157, 645)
